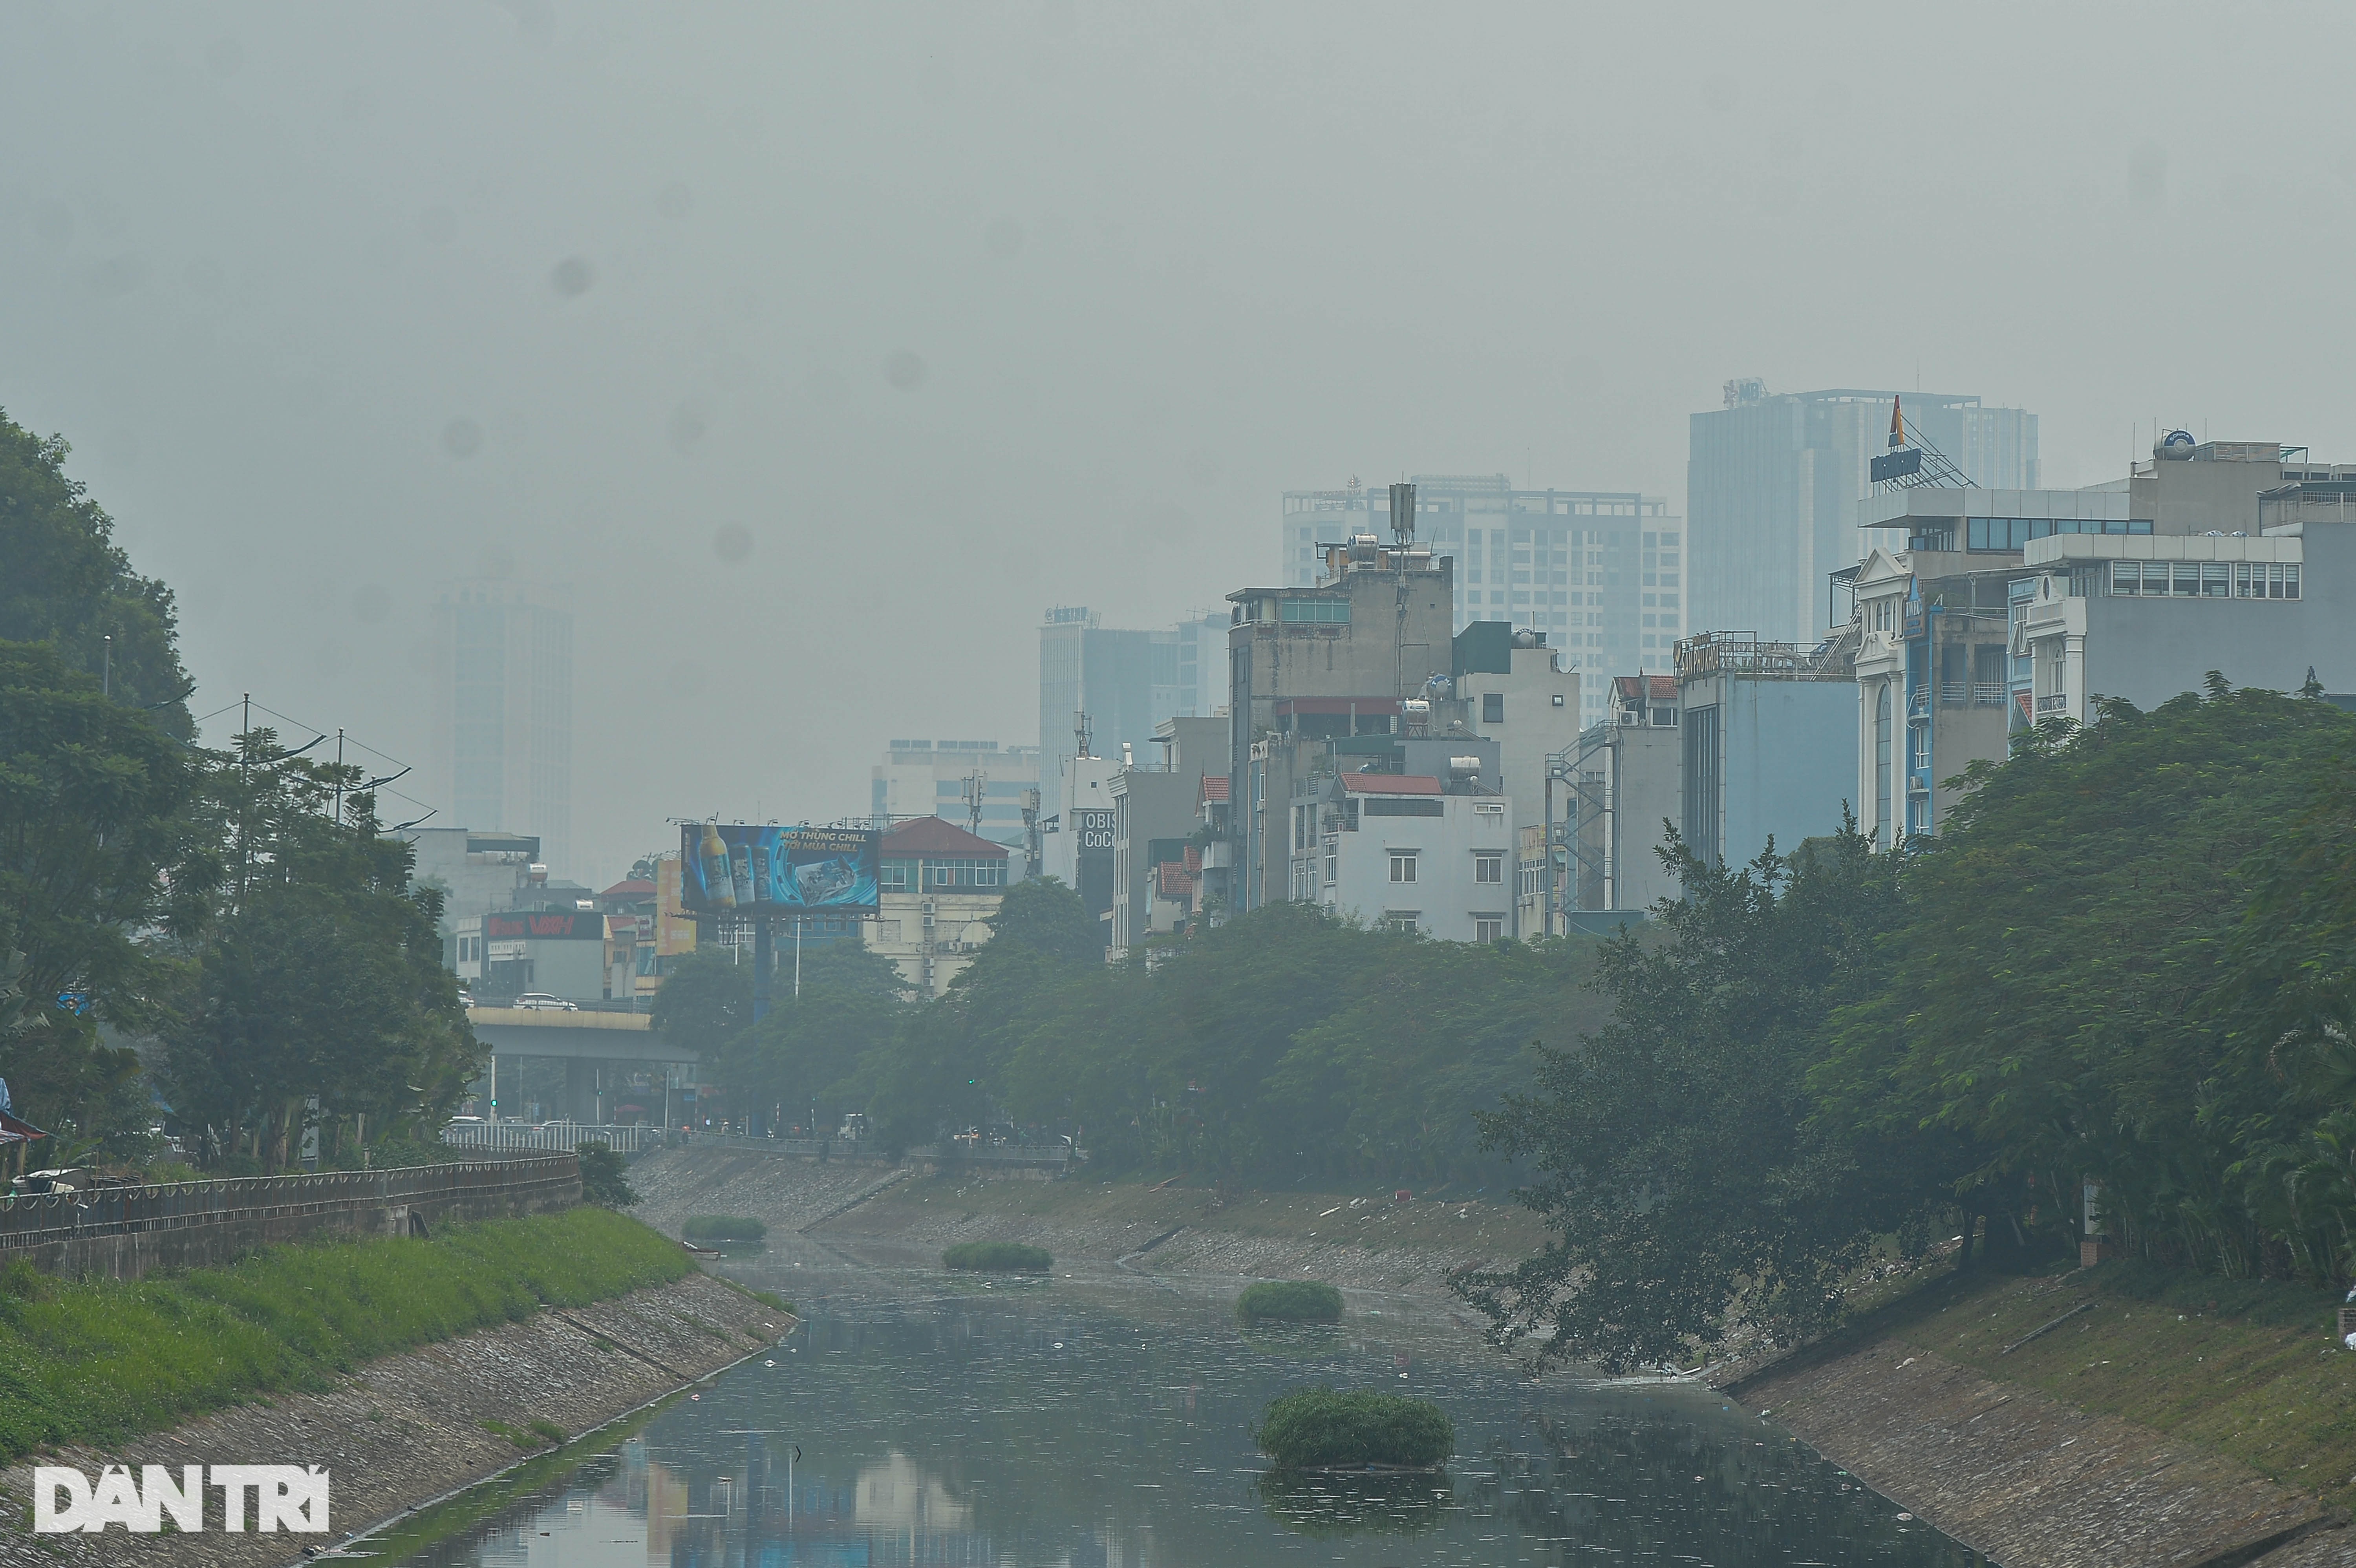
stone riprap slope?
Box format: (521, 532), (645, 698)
(1, 1272), (788, 1568)
(817, 1172), (1548, 1296)
(627, 1144), (910, 1238)
(1729, 1338), (2356, 1568)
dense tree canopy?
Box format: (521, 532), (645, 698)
(0, 413), (193, 736)
(1465, 680), (2356, 1371)
(0, 641), (214, 1151)
(159, 733), (478, 1167)
(703, 877), (1616, 1181)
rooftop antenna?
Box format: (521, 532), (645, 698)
(962, 764), (988, 837)
(1074, 709), (1093, 761)
(1389, 481), (1418, 546)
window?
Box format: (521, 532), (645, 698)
(1389, 852), (1418, 883)
(1482, 691), (1505, 724)
(1475, 853), (1504, 884)
(1384, 911), (1421, 934)
(1364, 797), (1444, 817)
(923, 857), (1006, 888)
(2232, 561), (2302, 599)
(881, 859), (914, 892)
(1474, 917), (1505, 943)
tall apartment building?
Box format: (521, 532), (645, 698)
(1282, 477), (1679, 724)
(1689, 383), (2038, 645)
(1038, 606), (1228, 800)
(430, 579), (573, 872)
(869, 739), (1040, 853)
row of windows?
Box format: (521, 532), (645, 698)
(1386, 851), (1506, 883)
(1964, 516), (2154, 552)
(880, 857), (1008, 890)
(2109, 561), (2301, 599)
(1377, 911), (1507, 941)
(1278, 598), (1351, 623)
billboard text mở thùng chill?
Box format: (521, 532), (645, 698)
(679, 824), (880, 917)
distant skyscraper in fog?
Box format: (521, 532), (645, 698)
(431, 579), (573, 872)
(1689, 382), (2039, 644)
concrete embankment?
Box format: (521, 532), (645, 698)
(627, 1143), (913, 1238)
(627, 1143), (1545, 1294)
(812, 1166), (1549, 1295)
(3, 1271), (790, 1568)
(1716, 1265), (2356, 1568)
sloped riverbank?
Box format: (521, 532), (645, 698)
(1718, 1264), (2356, 1567)
(0, 1270), (790, 1568)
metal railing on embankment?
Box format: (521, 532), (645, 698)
(660, 1130), (1075, 1170)
(441, 1120), (667, 1155)
(0, 1156), (579, 1256)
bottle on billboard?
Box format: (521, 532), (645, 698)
(700, 823), (736, 909)
(750, 837), (773, 906)
(731, 843), (755, 908)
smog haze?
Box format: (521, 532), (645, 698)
(2, 1), (2344, 883)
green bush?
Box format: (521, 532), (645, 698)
(682, 1215), (766, 1243)
(578, 1142), (639, 1208)
(1238, 1281), (1344, 1324)
(1253, 1388), (1454, 1469)
(942, 1241), (1052, 1273)
(0, 1206), (691, 1462)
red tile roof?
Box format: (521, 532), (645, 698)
(1613, 674), (1678, 703)
(600, 879), (656, 899)
(1198, 775), (1231, 803)
(882, 816), (1010, 857)
(1340, 773), (1442, 795)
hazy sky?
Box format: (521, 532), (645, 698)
(5, 2), (2351, 885)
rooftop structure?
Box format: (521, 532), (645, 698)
(1283, 475), (1679, 721)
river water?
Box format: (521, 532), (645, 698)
(370, 1231), (1982, 1567)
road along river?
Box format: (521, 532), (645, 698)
(363, 1228), (1982, 1566)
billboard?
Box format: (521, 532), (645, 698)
(679, 823), (881, 917)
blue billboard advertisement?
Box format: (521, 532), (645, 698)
(679, 823), (881, 917)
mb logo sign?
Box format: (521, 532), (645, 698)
(34, 1465), (329, 1533)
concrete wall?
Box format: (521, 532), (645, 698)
(1687, 674), (1858, 867)
(0, 1156), (579, 1281)
(2083, 526), (2356, 705)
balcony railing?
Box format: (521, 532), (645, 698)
(2036, 693), (2071, 713)
(1939, 683), (2012, 706)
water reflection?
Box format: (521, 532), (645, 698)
(384, 1245), (1984, 1567)
(1253, 1467), (1447, 1537)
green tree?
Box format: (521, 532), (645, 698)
(0, 642), (215, 1151)
(649, 946), (754, 1066)
(717, 939), (909, 1135)
(1813, 683), (2356, 1279)
(160, 733), (477, 1169)
(1461, 826), (1932, 1371)
(0, 413), (193, 736)
(983, 876), (1105, 965)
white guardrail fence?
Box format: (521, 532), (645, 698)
(439, 1120), (666, 1155)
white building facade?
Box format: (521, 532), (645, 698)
(1298, 772), (1514, 943)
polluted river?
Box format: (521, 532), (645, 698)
(361, 1228), (1982, 1566)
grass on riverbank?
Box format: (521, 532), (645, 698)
(1868, 1257), (2356, 1510)
(1238, 1281), (1344, 1324)
(0, 1206), (692, 1462)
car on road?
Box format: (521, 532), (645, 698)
(512, 993), (580, 1011)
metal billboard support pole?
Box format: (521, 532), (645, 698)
(753, 916), (773, 1024)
